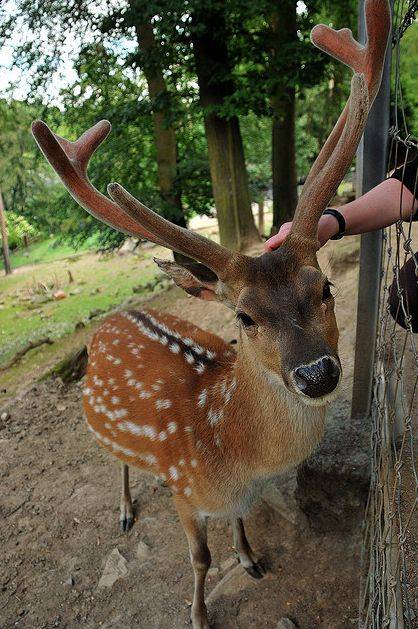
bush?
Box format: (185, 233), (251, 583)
(5, 212), (40, 250)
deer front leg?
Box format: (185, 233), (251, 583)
(119, 463), (134, 532)
(232, 518), (265, 579)
(176, 500), (211, 629)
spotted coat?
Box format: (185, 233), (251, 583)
(84, 309), (237, 502)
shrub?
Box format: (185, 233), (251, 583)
(5, 212), (40, 250)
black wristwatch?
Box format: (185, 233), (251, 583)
(323, 208), (346, 240)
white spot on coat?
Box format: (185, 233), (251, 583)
(184, 352), (195, 364)
(169, 466), (180, 481)
(167, 421), (177, 434)
(207, 408), (223, 426)
(155, 399), (172, 410)
(197, 389), (207, 407)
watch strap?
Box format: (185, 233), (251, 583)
(323, 208), (345, 240)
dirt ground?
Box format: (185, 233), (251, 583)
(0, 241), (363, 629)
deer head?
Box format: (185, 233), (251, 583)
(32, 0), (390, 405)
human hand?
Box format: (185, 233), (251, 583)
(264, 222), (292, 251)
(264, 214), (339, 251)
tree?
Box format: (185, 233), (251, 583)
(270, 0), (298, 232)
(0, 191), (11, 275)
(242, 113), (272, 236)
(1, 0), (261, 252)
(190, 3), (260, 250)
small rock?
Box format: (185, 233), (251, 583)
(1, 411), (10, 422)
(277, 619), (297, 629)
(89, 308), (105, 320)
(220, 556), (238, 573)
(98, 549), (128, 588)
(64, 575), (74, 587)
(136, 541), (150, 562)
(262, 478), (298, 524)
(53, 290), (67, 301)
(206, 564), (252, 604)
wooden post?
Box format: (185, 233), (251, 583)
(0, 190), (12, 275)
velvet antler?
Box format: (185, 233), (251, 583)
(287, 0), (391, 247)
(32, 120), (232, 273)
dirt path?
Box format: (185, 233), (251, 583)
(0, 241), (363, 628)
(0, 378), (361, 629)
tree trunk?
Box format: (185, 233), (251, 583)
(134, 18), (181, 220)
(258, 198), (265, 236)
(270, 1), (298, 234)
(192, 11), (259, 252)
(0, 190), (11, 275)
(134, 13), (190, 263)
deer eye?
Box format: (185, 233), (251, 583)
(322, 281), (333, 301)
(237, 312), (256, 328)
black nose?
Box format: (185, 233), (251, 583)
(293, 356), (340, 399)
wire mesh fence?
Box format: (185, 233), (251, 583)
(359, 1), (417, 627)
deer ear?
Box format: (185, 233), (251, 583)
(154, 258), (223, 302)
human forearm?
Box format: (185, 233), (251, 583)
(317, 178), (417, 242)
(266, 177), (417, 251)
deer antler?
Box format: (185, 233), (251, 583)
(288, 0), (391, 247)
(106, 183), (231, 271)
(32, 120), (232, 273)
(32, 120), (167, 245)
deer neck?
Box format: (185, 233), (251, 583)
(212, 337), (326, 480)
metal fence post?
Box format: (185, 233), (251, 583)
(351, 0), (393, 419)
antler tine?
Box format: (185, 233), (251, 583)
(287, 0), (390, 246)
(31, 120), (167, 246)
(32, 120), (232, 274)
(290, 73), (369, 243)
(302, 0), (390, 185)
(312, 0), (391, 100)
(108, 183), (232, 274)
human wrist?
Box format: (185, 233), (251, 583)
(318, 214), (339, 245)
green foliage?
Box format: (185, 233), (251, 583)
(5, 211), (39, 249)
(3, 0), (406, 251)
(241, 113), (271, 201)
(397, 22), (418, 135)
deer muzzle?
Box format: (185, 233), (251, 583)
(292, 356), (341, 399)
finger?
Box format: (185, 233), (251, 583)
(264, 233), (283, 251)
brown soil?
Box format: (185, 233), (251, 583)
(0, 241), (362, 629)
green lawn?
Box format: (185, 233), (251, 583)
(0, 244), (161, 368)
(1, 236), (98, 270)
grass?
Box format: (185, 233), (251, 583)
(0, 244), (161, 369)
(1, 235), (98, 270)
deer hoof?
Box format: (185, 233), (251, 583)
(119, 515), (134, 533)
(244, 560), (266, 580)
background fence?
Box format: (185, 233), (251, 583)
(358, 1), (417, 626)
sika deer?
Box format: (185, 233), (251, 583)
(32, 2), (390, 626)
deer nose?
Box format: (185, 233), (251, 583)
(293, 356), (340, 399)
